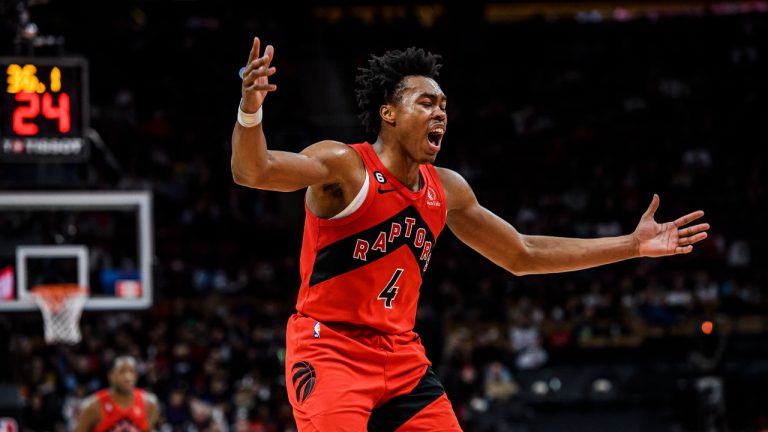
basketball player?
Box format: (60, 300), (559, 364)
(74, 356), (159, 432)
(231, 38), (709, 431)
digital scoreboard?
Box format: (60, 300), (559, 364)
(1, 57), (89, 162)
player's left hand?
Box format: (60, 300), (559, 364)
(634, 194), (709, 257)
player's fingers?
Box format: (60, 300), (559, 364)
(244, 84), (277, 94)
(244, 66), (273, 84)
(679, 232), (708, 246)
(245, 82), (277, 93)
(242, 68), (260, 87)
(243, 69), (262, 85)
(675, 245), (694, 255)
(674, 210), (705, 228)
(240, 60), (261, 82)
(246, 37), (261, 64)
(251, 55), (272, 68)
(643, 194), (660, 218)
(244, 56), (269, 77)
(678, 223), (709, 237)
(264, 45), (275, 65)
(241, 57), (270, 82)
(242, 75), (255, 88)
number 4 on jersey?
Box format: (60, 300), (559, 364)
(378, 268), (404, 309)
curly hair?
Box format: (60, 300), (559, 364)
(355, 47), (442, 135)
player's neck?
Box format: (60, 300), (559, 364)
(109, 388), (135, 407)
(371, 138), (422, 191)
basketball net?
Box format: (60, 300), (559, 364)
(30, 284), (87, 344)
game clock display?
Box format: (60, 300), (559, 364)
(1, 57), (88, 162)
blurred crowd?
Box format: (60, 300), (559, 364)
(1, 3), (767, 431)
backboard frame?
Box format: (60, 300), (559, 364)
(0, 191), (152, 311)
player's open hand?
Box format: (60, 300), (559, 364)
(240, 37), (277, 113)
(634, 194), (709, 257)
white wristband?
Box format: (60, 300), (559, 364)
(238, 104), (263, 128)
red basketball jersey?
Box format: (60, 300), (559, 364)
(93, 389), (149, 432)
(296, 143), (447, 334)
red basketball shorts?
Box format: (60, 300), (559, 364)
(285, 313), (462, 431)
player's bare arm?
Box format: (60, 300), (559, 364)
(144, 391), (160, 429)
(231, 37), (364, 216)
(438, 167), (709, 276)
(73, 396), (100, 432)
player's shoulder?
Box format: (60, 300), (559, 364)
(433, 166), (462, 182)
(140, 389), (159, 407)
(302, 140), (359, 159)
(433, 166), (475, 210)
(302, 140), (364, 178)
(433, 166), (470, 191)
(79, 393), (102, 413)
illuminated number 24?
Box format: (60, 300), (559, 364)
(13, 92), (71, 136)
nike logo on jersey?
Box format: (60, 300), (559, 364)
(378, 186), (397, 194)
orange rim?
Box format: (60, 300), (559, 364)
(31, 284), (87, 311)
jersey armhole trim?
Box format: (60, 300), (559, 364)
(330, 168), (369, 219)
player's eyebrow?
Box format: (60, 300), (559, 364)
(416, 92), (447, 102)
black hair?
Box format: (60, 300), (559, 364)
(355, 47), (442, 135)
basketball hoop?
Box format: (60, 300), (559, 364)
(30, 284), (87, 344)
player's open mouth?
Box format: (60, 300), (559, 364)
(427, 125), (445, 151)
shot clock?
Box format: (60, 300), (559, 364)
(1, 57), (89, 162)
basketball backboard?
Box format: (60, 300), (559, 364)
(0, 191), (152, 311)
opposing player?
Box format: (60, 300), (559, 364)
(74, 356), (159, 432)
(231, 38), (709, 430)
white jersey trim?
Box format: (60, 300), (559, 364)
(331, 168), (369, 220)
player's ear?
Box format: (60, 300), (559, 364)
(380, 104), (395, 125)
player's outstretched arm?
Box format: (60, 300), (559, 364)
(231, 37), (356, 192)
(438, 168), (709, 276)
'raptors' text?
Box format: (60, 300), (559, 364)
(352, 216), (434, 270)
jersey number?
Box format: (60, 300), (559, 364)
(378, 268), (403, 309)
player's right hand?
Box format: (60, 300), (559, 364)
(240, 37), (277, 113)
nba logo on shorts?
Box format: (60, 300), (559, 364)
(313, 322), (320, 338)
(0, 418), (18, 432)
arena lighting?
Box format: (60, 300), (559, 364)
(532, 380), (549, 395)
(469, 397), (489, 412)
(549, 377), (562, 392)
(592, 378), (613, 393)
(485, 1), (768, 22)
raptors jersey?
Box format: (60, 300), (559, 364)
(296, 143), (446, 334)
(93, 389), (149, 432)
